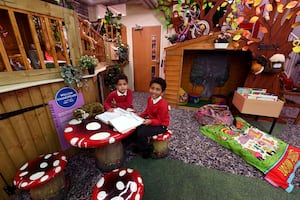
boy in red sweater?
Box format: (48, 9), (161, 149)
(104, 73), (133, 112)
(135, 77), (170, 158)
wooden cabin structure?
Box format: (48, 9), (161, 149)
(0, 1), (110, 199)
(163, 33), (252, 107)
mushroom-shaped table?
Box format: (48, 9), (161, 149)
(92, 168), (144, 200)
(64, 118), (134, 171)
(13, 152), (67, 200)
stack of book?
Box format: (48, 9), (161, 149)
(236, 87), (278, 101)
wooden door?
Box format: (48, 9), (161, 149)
(132, 26), (161, 92)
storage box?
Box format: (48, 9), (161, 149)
(232, 91), (284, 118)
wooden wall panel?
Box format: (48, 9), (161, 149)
(0, 77), (99, 199)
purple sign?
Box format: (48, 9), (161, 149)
(49, 89), (84, 150)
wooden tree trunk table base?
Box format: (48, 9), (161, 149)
(95, 141), (124, 172)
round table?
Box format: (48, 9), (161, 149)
(14, 152), (67, 200)
(64, 118), (134, 171)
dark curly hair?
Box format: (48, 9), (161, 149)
(113, 73), (128, 84)
(150, 77), (167, 92)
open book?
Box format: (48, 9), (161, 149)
(95, 108), (144, 133)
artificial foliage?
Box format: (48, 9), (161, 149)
(79, 55), (99, 70)
(60, 65), (88, 89)
(104, 64), (122, 91)
(215, 31), (232, 43)
(100, 7), (122, 35)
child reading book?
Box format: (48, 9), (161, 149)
(133, 77), (170, 158)
(104, 73), (134, 112)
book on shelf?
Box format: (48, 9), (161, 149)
(243, 93), (278, 101)
(237, 87), (267, 95)
(95, 107), (144, 133)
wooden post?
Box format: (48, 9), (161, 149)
(58, 21), (70, 65)
(27, 14), (47, 69)
(8, 9), (31, 70)
(0, 36), (12, 71)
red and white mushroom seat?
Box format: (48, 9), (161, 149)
(14, 152), (67, 200)
(92, 168), (144, 200)
(151, 130), (172, 158)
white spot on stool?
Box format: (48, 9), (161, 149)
(109, 137), (115, 144)
(70, 137), (79, 146)
(96, 177), (105, 188)
(40, 162), (48, 168)
(30, 171), (45, 180)
(130, 181), (137, 192)
(64, 127), (73, 133)
(69, 119), (81, 125)
(20, 162), (28, 170)
(119, 169), (126, 177)
(19, 171), (28, 177)
(40, 175), (49, 182)
(97, 191), (107, 200)
(86, 122), (101, 130)
(90, 132), (110, 140)
(55, 166), (62, 173)
(53, 160), (59, 167)
(116, 181), (125, 190)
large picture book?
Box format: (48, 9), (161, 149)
(95, 108), (144, 133)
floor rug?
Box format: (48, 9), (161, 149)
(124, 156), (300, 200)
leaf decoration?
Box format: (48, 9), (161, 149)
(256, 6), (261, 15)
(292, 22), (300, 28)
(242, 30), (252, 39)
(266, 4), (273, 11)
(253, 0), (262, 7)
(232, 41), (240, 48)
(277, 4), (284, 13)
(237, 16), (244, 24)
(242, 46), (249, 51)
(285, 12), (294, 20)
(260, 26), (268, 33)
(285, 1), (298, 9)
(247, 40), (255, 45)
(233, 34), (241, 41)
(249, 16), (259, 23)
(221, 2), (228, 7)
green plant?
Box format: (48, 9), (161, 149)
(60, 65), (88, 89)
(104, 64), (122, 91)
(79, 55), (99, 70)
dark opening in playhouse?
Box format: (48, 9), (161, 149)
(179, 50), (252, 107)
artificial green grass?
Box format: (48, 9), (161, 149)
(246, 119), (286, 135)
(124, 157), (300, 200)
(182, 99), (209, 108)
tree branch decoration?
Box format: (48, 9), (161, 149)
(231, 0), (300, 59)
(157, 0), (300, 59)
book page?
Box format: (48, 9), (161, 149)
(109, 115), (144, 133)
(95, 112), (121, 124)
